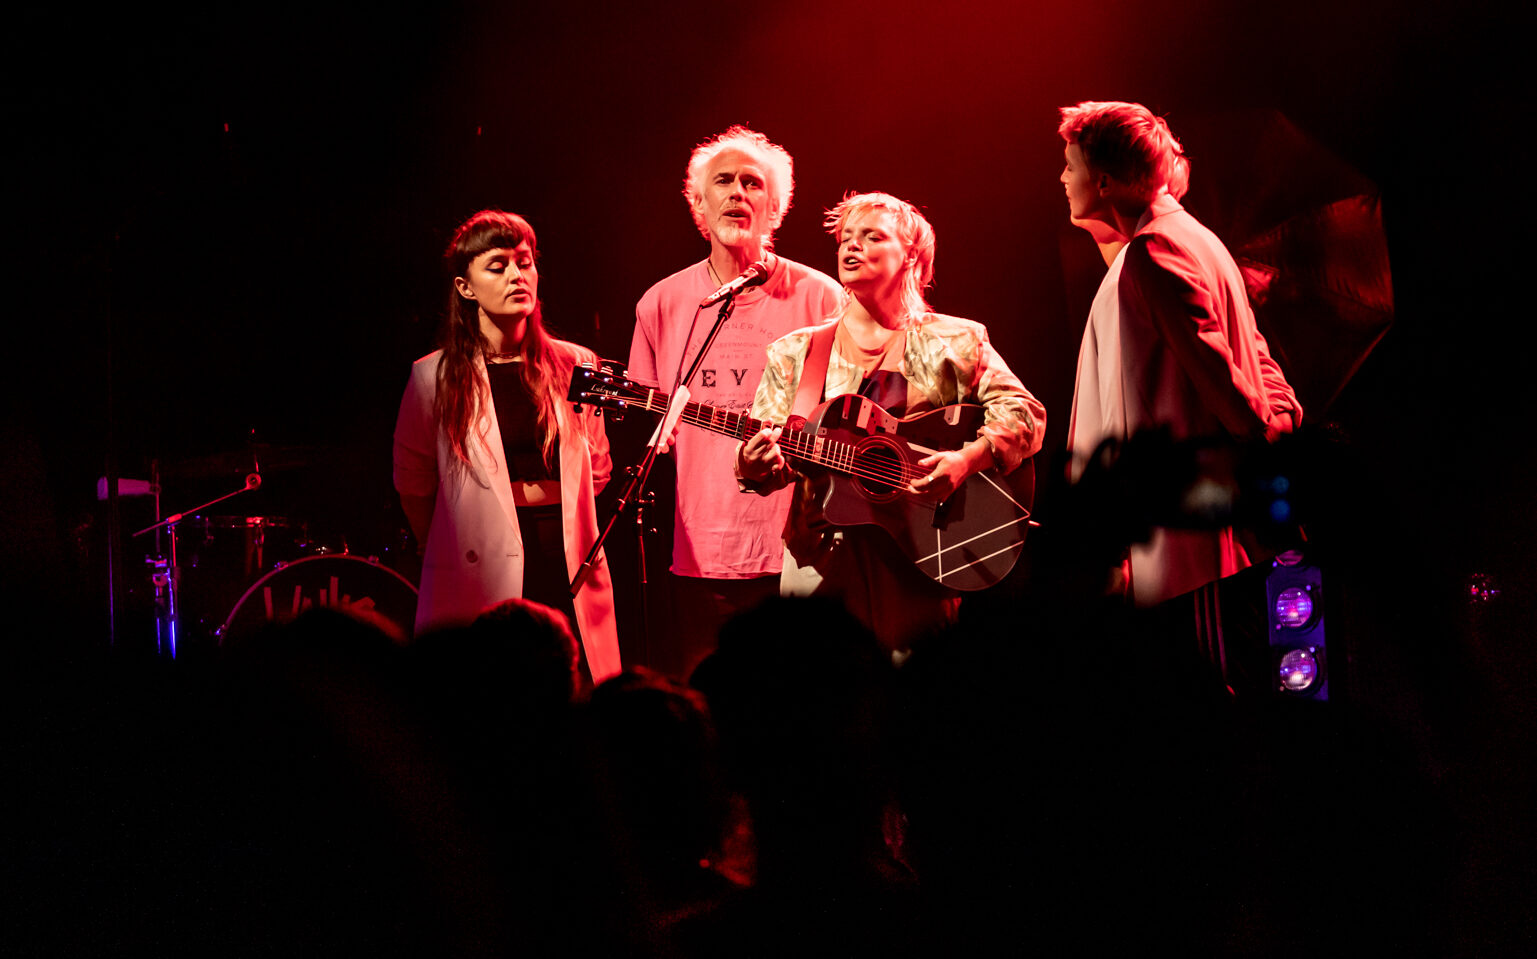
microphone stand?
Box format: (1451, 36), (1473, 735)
(570, 291), (742, 662)
(132, 473), (262, 658)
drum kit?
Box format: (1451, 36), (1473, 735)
(120, 446), (418, 656)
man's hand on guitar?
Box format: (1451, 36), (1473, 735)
(737, 424), (791, 490)
(912, 438), (995, 499)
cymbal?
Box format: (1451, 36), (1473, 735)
(161, 443), (320, 478)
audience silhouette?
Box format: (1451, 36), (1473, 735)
(9, 506), (1449, 955)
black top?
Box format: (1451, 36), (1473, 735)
(486, 361), (559, 481)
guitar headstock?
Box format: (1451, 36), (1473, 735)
(569, 360), (649, 416)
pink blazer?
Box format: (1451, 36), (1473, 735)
(1116, 195), (1302, 604)
(393, 342), (620, 681)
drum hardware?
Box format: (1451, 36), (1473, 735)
(97, 477), (156, 500)
(177, 514), (316, 638)
(186, 514), (311, 581)
(159, 442), (317, 479)
(132, 472), (263, 658)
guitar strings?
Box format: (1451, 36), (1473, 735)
(675, 406), (919, 487)
(640, 388), (931, 490)
(583, 376), (921, 488)
(676, 403), (924, 488)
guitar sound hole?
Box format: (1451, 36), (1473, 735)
(853, 443), (904, 499)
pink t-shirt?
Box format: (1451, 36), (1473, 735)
(630, 256), (842, 578)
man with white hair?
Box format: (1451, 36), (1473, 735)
(630, 126), (842, 678)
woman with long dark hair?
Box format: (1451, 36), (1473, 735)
(394, 209), (620, 682)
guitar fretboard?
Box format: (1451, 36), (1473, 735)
(632, 387), (903, 486)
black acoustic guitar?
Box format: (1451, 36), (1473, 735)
(569, 363), (1034, 592)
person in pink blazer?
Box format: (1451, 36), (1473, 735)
(1059, 101), (1302, 608)
(394, 210), (620, 683)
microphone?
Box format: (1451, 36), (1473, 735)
(245, 473), (263, 491)
(699, 260), (770, 307)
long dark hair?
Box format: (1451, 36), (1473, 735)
(436, 209), (570, 468)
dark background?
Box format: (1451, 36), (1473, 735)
(4, 0), (1531, 947)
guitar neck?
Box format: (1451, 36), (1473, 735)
(632, 388), (847, 473)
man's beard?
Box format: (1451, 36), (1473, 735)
(714, 220), (758, 249)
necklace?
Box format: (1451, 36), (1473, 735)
(707, 254), (772, 290)
(484, 351), (523, 363)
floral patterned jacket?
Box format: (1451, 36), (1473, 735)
(747, 313), (1046, 475)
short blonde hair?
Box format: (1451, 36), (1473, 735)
(824, 191), (936, 319)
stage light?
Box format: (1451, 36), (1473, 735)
(1274, 586), (1315, 628)
(1265, 558), (1328, 700)
(1278, 647), (1321, 692)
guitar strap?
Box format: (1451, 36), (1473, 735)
(791, 320), (840, 423)
(782, 319), (839, 598)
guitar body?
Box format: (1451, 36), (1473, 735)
(800, 394), (1034, 592)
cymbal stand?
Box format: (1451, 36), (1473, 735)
(132, 472), (262, 658)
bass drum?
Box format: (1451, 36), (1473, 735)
(218, 554), (418, 644)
